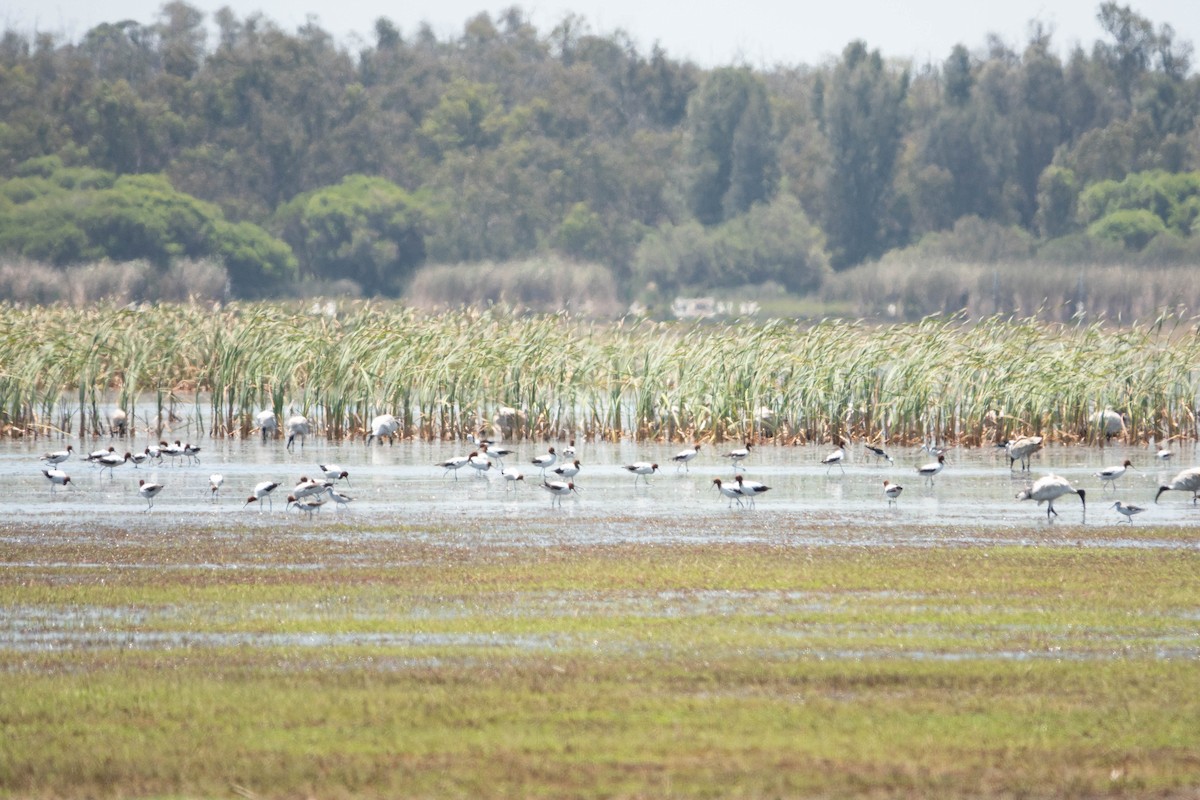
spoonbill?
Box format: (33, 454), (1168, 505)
(1154, 467), (1200, 504)
(1016, 474), (1086, 520)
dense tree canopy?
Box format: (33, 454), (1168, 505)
(0, 2), (1197, 304)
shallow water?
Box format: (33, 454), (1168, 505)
(3, 433), (1198, 543)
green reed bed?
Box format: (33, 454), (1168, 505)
(2, 535), (1198, 798)
(1, 302), (1199, 444)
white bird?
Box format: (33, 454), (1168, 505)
(255, 409), (278, 442)
(41, 445), (73, 466)
(478, 441), (515, 466)
(85, 445), (116, 462)
(1002, 436), (1043, 471)
(437, 454), (471, 480)
(672, 443), (701, 472)
(722, 443), (751, 471)
(159, 440), (185, 465)
(318, 463), (350, 485)
(541, 480), (578, 507)
(916, 454), (946, 486)
(182, 442), (202, 465)
(865, 444), (894, 464)
(138, 479), (164, 512)
(287, 494), (326, 518)
(1156, 447), (1174, 462)
(243, 480), (281, 512)
(467, 451), (492, 477)
(822, 440), (846, 473)
(733, 474), (770, 507)
(366, 413), (400, 445)
(209, 473), (223, 501)
(285, 415), (310, 451)
(291, 476), (330, 499)
(1094, 459), (1135, 490)
(1111, 500), (1145, 524)
(562, 440), (577, 458)
(624, 461), (659, 484)
(532, 447), (558, 474)
(883, 480), (903, 505)
(1155, 467), (1200, 504)
(130, 449), (151, 468)
(499, 467), (525, 490)
(553, 459), (581, 480)
(325, 486), (354, 511)
(96, 451), (132, 479)
(712, 478), (744, 508)
(42, 467), (71, 493)
(1016, 474), (1086, 520)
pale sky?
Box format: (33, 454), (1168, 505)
(3, 0), (1198, 68)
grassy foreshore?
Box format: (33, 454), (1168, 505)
(2, 522), (1197, 798)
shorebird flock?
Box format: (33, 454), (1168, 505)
(30, 418), (1200, 524)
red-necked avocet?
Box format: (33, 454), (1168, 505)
(96, 451), (132, 479)
(563, 440), (577, 458)
(437, 454), (472, 480)
(672, 443), (701, 472)
(291, 476), (330, 499)
(41, 445), (73, 466)
(467, 451), (492, 477)
(500, 467), (525, 490)
(733, 474), (770, 508)
(865, 444), (894, 464)
(822, 440), (846, 473)
(722, 443), (751, 471)
(1094, 459), (1135, 490)
(624, 462), (659, 484)
(244, 480), (281, 511)
(1016, 474), (1086, 520)
(209, 473), (223, 501)
(42, 467), (71, 493)
(883, 480), (903, 504)
(532, 447), (558, 474)
(319, 464), (349, 485)
(916, 454), (946, 486)
(553, 460), (581, 480)
(138, 479), (164, 512)
(541, 480), (578, 506)
(1155, 466), (1200, 503)
(712, 478), (744, 508)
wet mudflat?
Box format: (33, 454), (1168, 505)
(2, 436), (1199, 797)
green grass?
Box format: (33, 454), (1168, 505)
(2, 532), (1198, 798)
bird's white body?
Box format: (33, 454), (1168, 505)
(291, 477), (329, 499)
(288, 494), (326, 518)
(733, 474), (770, 507)
(822, 441), (846, 473)
(541, 480), (577, 506)
(723, 443), (751, 470)
(1111, 500), (1145, 523)
(437, 454), (471, 480)
(553, 460), (581, 479)
(916, 455), (946, 485)
(366, 414), (400, 445)
(1003, 436), (1043, 471)
(325, 486), (354, 510)
(1155, 467), (1200, 504)
(865, 444), (893, 464)
(672, 444), (700, 471)
(319, 464), (349, 484)
(562, 441), (577, 458)
(532, 447), (558, 472)
(467, 451), (492, 477)
(96, 451), (131, 478)
(244, 480), (281, 511)
(255, 410), (278, 442)
(499, 468), (525, 490)
(1016, 474), (1086, 519)
(883, 480), (903, 504)
(1094, 459), (1134, 490)
(479, 442), (515, 465)
(42, 468), (71, 492)
(209, 473), (223, 500)
(712, 478), (744, 508)
(624, 462), (659, 484)
(285, 415), (310, 451)
(41, 445), (73, 466)
(138, 479), (164, 511)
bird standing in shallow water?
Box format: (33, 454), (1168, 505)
(1154, 467), (1200, 504)
(712, 478), (744, 508)
(883, 480), (903, 505)
(209, 473), (223, 501)
(1094, 459), (1135, 491)
(1111, 500), (1145, 523)
(822, 440), (846, 473)
(916, 455), (945, 486)
(865, 444), (893, 464)
(244, 480), (280, 512)
(672, 443), (701, 472)
(722, 443), (751, 471)
(1016, 474), (1086, 520)
(138, 479), (164, 512)
(41, 445), (73, 467)
(541, 480), (577, 507)
(42, 468), (71, 493)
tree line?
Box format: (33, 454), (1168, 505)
(0, 1), (1197, 303)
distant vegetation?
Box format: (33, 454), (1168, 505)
(0, 2), (1198, 318)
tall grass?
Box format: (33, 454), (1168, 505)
(0, 301), (1197, 444)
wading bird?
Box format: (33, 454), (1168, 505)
(1016, 474), (1086, 520)
(42, 468), (71, 493)
(243, 480), (280, 512)
(712, 478), (744, 509)
(40, 445), (73, 467)
(1111, 500), (1145, 523)
(366, 413), (400, 445)
(672, 443), (701, 472)
(883, 480), (903, 505)
(541, 480), (577, 507)
(285, 415), (310, 451)
(532, 447), (558, 474)
(624, 462), (659, 485)
(733, 474), (770, 508)
(1001, 436), (1043, 471)
(255, 410), (278, 442)
(865, 444), (894, 464)
(916, 455), (946, 486)
(722, 443), (751, 471)
(138, 479), (164, 512)
(822, 440), (846, 473)
(1154, 466), (1200, 504)
(1094, 459), (1135, 491)
(209, 473), (223, 501)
